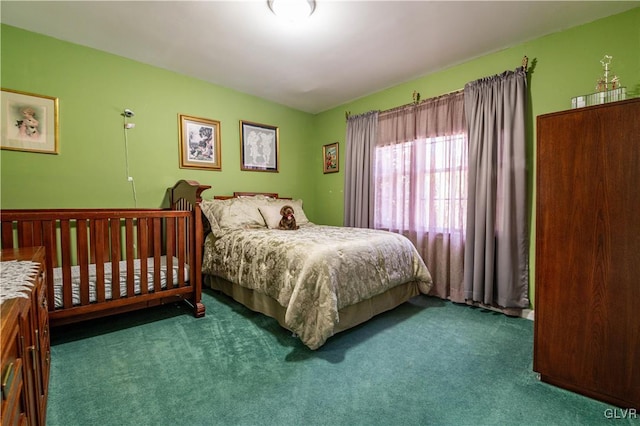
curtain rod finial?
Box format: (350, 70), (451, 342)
(522, 56), (529, 71)
(345, 111), (351, 120)
(412, 90), (421, 104)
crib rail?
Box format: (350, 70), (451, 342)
(0, 208), (202, 325)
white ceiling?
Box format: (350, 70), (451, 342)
(1, 1), (637, 113)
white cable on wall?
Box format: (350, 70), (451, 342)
(122, 109), (138, 207)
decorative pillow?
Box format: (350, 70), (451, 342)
(200, 198), (224, 235)
(258, 205), (285, 229)
(200, 197), (266, 236)
(265, 198), (310, 225)
(201, 195), (310, 234)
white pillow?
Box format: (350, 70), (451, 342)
(200, 197), (266, 236)
(265, 198), (310, 225)
(200, 198), (225, 234)
(258, 205), (285, 229)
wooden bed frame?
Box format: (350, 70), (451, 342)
(0, 180), (211, 326)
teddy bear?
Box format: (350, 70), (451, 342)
(278, 205), (299, 230)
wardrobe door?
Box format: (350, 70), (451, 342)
(534, 98), (640, 409)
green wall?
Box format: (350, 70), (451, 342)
(2, 8), (639, 307)
(314, 7), (640, 223)
(312, 7), (640, 306)
(0, 24), (317, 214)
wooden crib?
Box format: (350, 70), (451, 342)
(0, 180), (211, 326)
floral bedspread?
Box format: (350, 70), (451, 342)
(202, 224), (433, 349)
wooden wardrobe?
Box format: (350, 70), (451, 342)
(534, 97), (640, 409)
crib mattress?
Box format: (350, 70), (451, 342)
(52, 256), (189, 308)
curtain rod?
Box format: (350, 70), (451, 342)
(346, 55), (528, 121)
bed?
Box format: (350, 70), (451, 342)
(0, 180), (210, 326)
(170, 181), (433, 349)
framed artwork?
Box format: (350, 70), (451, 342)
(1, 88), (59, 154)
(240, 120), (279, 172)
(323, 142), (339, 173)
(178, 114), (222, 170)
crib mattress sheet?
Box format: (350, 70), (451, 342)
(52, 256), (189, 308)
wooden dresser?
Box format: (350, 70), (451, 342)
(534, 98), (640, 409)
(1, 247), (50, 425)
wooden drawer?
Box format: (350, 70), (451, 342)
(2, 360), (25, 426)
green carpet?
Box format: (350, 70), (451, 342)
(46, 290), (632, 426)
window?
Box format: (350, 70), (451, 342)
(374, 133), (467, 233)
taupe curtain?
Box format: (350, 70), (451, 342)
(344, 111), (379, 228)
(374, 92), (467, 300)
(463, 67), (529, 310)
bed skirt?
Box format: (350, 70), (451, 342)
(205, 274), (421, 339)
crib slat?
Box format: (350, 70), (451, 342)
(166, 217), (175, 288)
(17, 220), (35, 247)
(1, 221), (15, 248)
(103, 219), (111, 261)
(152, 217), (162, 292)
(77, 219), (90, 306)
(92, 219), (107, 303)
(177, 217), (186, 286)
(110, 218), (121, 300)
(41, 220), (58, 268)
(125, 218), (135, 297)
(42, 220), (57, 311)
(60, 220), (73, 309)
(32, 221), (43, 248)
(147, 218), (154, 259)
(138, 218), (149, 295)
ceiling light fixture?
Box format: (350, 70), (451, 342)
(268, 0), (316, 22)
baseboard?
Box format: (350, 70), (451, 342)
(476, 304), (534, 320)
(449, 297), (535, 321)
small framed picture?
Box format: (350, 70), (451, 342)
(178, 114), (222, 170)
(322, 142), (339, 174)
(240, 120), (279, 172)
(1, 88), (59, 154)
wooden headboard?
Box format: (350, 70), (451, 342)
(214, 192), (291, 200)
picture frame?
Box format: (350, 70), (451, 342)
(1, 88), (59, 154)
(322, 142), (339, 173)
(178, 114), (222, 170)
(240, 120), (279, 172)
